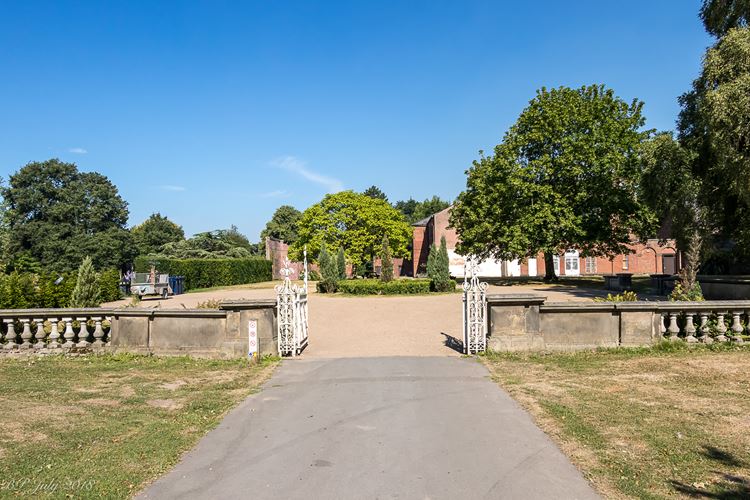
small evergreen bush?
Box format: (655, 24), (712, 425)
(336, 247), (347, 280)
(69, 257), (101, 308)
(380, 234), (394, 283)
(427, 236), (452, 292)
(317, 243), (339, 293)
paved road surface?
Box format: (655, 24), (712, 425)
(141, 357), (599, 499)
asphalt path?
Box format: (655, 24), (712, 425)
(140, 357), (599, 500)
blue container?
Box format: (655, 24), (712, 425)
(168, 276), (185, 295)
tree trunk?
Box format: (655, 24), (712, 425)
(679, 229), (702, 290)
(543, 252), (558, 282)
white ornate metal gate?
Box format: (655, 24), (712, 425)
(462, 257), (488, 354)
(276, 252), (309, 357)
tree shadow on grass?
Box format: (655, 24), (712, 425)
(670, 473), (750, 499)
(440, 332), (464, 354)
(700, 445), (745, 468)
(670, 446), (749, 499)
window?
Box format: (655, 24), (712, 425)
(585, 257), (597, 274)
(553, 255), (560, 276)
(622, 254), (629, 270)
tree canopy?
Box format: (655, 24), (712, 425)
(0, 159), (134, 272)
(451, 85), (657, 279)
(260, 205), (301, 244)
(678, 26), (750, 255)
(700, 0), (750, 37)
(363, 185), (388, 202)
(291, 191), (411, 266)
(131, 213), (185, 256)
(156, 226), (258, 259)
(394, 196), (451, 224)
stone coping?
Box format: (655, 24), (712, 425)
(219, 299), (277, 309)
(486, 294), (546, 306)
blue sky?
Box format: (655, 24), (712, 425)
(0, 1), (712, 240)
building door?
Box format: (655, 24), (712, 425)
(662, 254), (676, 275)
(564, 251), (580, 276)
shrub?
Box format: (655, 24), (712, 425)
(336, 279), (432, 295)
(669, 282), (704, 301)
(380, 234), (394, 283)
(0, 272), (37, 308)
(134, 256), (271, 290)
(70, 257), (101, 308)
(97, 269), (122, 302)
(427, 236), (452, 291)
(594, 291), (638, 302)
(0, 268), (120, 309)
(317, 243), (339, 293)
(196, 299), (221, 309)
(307, 269), (322, 281)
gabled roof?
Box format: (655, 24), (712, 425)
(412, 215), (432, 227)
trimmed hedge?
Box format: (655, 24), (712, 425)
(334, 279), (432, 295)
(134, 256), (272, 290)
(0, 270), (121, 309)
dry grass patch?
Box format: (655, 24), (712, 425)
(483, 343), (750, 499)
(0, 354), (277, 498)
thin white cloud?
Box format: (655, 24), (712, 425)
(68, 147), (88, 154)
(260, 189), (289, 198)
(159, 185), (186, 192)
(272, 156), (343, 193)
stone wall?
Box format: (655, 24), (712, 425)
(1, 300), (279, 359)
(485, 294), (748, 351)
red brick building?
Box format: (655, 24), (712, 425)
(409, 207), (680, 278)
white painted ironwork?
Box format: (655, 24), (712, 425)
(276, 258), (309, 356)
(462, 257), (488, 354)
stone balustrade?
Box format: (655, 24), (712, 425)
(656, 302), (749, 343)
(0, 300), (278, 358)
(1, 309), (112, 352)
(486, 295), (750, 351)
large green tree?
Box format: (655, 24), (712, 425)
(451, 85), (657, 280)
(1, 159), (134, 272)
(260, 205), (301, 244)
(679, 27), (750, 255)
(641, 133), (706, 289)
(131, 213), (185, 256)
(291, 191), (411, 266)
(700, 0), (750, 37)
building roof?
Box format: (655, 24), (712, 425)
(412, 215), (432, 227)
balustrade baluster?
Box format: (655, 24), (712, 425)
(698, 312), (712, 343)
(33, 318), (45, 349)
(19, 319), (33, 349)
(76, 317), (90, 347)
(3, 320), (17, 349)
(48, 319), (61, 350)
(62, 318), (75, 348)
(92, 317), (104, 347)
(660, 314), (667, 339)
(667, 313), (681, 341)
(684, 312), (698, 343)
(716, 312), (729, 342)
(730, 311), (745, 343)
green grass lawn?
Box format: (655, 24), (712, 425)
(0, 354), (277, 498)
(483, 344), (750, 499)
